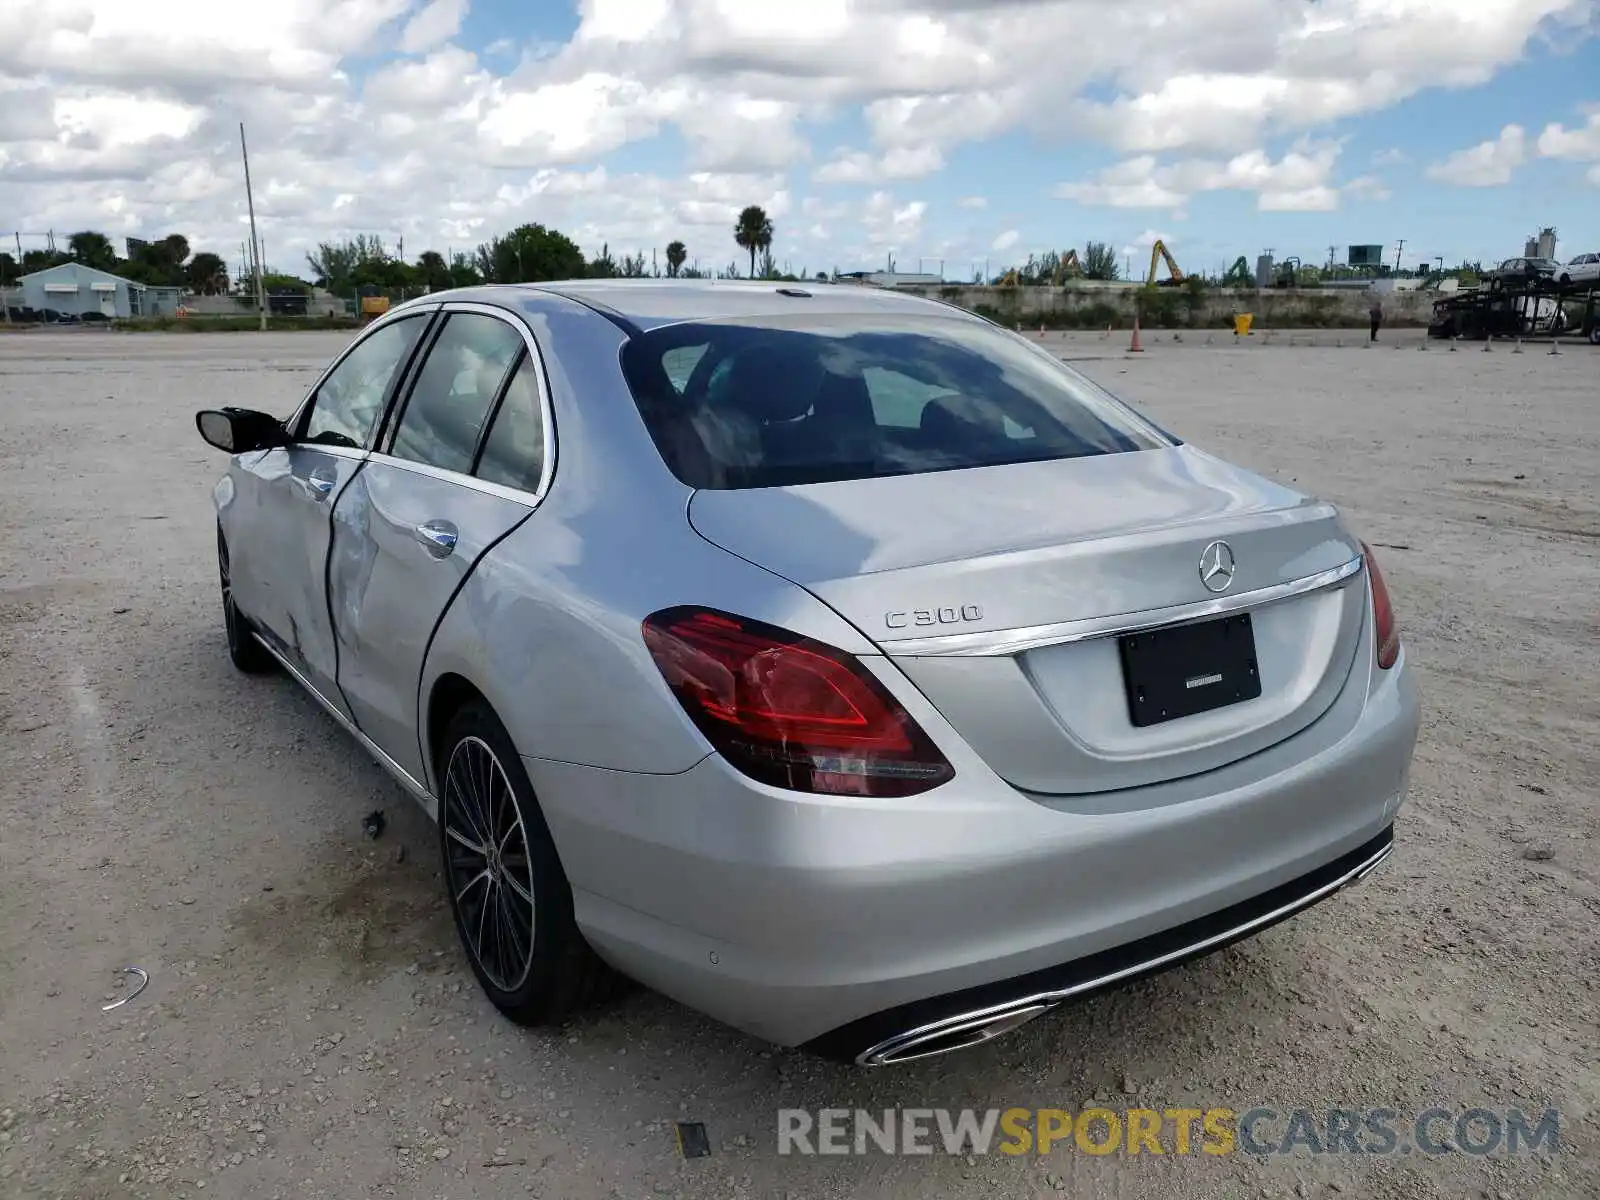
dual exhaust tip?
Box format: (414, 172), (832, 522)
(853, 833), (1395, 1068)
(856, 1001), (1057, 1067)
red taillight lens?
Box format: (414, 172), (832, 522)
(642, 607), (955, 797)
(1360, 541), (1400, 669)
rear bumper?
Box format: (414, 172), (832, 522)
(814, 825), (1393, 1065)
(526, 652), (1419, 1053)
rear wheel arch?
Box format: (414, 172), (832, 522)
(426, 672), (490, 783)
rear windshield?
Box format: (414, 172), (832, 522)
(618, 314), (1171, 489)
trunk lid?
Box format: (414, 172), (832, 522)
(688, 445), (1368, 795)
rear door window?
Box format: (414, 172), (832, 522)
(389, 312), (523, 474)
(619, 315), (1169, 489)
(474, 355), (546, 493)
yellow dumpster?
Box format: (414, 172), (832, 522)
(1233, 313), (1254, 336)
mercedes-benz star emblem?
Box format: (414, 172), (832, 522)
(1199, 540), (1237, 593)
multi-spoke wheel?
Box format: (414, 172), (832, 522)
(218, 530), (274, 674)
(441, 736), (537, 993)
(436, 701), (625, 1024)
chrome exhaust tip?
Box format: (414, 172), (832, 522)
(857, 1001), (1056, 1067)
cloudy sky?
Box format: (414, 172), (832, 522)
(1, 0), (1598, 280)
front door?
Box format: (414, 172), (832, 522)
(230, 310), (434, 714)
(329, 307), (543, 781)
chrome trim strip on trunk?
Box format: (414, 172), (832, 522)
(878, 553), (1366, 658)
(856, 834), (1393, 1067)
(251, 633), (439, 820)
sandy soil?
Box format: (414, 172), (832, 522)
(1, 329), (1595, 1200)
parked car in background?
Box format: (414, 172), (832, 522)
(1557, 252), (1600, 287)
(196, 281), (1421, 1067)
(1488, 257), (1561, 285)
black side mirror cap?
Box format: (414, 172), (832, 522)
(196, 408), (288, 454)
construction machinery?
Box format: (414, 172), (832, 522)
(1272, 256), (1302, 288)
(1222, 256), (1252, 286)
(1051, 249), (1083, 284)
(1146, 240), (1184, 287)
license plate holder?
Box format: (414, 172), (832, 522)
(1119, 613), (1261, 728)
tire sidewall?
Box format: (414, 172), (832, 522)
(437, 701), (577, 1015)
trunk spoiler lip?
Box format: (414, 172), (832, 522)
(876, 552), (1367, 658)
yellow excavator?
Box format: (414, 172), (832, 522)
(997, 250), (1083, 287)
(1146, 240), (1185, 287)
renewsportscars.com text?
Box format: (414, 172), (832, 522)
(777, 1106), (1561, 1158)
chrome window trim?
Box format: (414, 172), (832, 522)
(284, 300), (442, 438)
(375, 300), (558, 504)
(362, 451), (541, 507)
(879, 553), (1366, 657)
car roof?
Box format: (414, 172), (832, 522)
(411, 279), (978, 332)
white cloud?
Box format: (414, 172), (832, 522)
(1371, 147), (1409, 167)
(956, 195), (987, 209)
(1425, 124), (1527, 186)
(0, 0), (1594, 270)
(1343, 174), (1393, 202)
(1057, 141), (1344, 211)
(399, 0), (468, 55)
(991, 229), (1019, 251)
(815, 143), (945, 183)
(1537, 107), (1600, 162)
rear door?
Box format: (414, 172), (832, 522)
(230, 309), (434, 714)
(328, 303), (547, 783)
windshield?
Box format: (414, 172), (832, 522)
(618, 314), (1172, 490)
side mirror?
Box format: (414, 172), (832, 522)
(196, 408), (288, 454)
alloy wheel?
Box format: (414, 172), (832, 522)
(441, 736), (537, 992)
(220, 543), (242, 655)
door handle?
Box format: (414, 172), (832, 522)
(305, 468), (337, 500)
(414, 520), (459, 558)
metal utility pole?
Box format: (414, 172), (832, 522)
(239, 122), (267, 331)
(1394, 239), (1405, 273)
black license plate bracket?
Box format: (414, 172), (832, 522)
(1119, 613), (1262, 728)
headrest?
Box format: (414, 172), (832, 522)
(711, 340), (825, 423)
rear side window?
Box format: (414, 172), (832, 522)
(618, 315), (1170, 489)
(389, 313), (523, 474)
(475, 355), (546, 492)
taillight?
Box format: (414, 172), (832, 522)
(641, 607), (955, 797)
(1360, 541), (1400, 669)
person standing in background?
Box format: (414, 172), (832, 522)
(1369, 296), (1384, 342)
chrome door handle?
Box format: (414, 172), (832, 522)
(414, 520), (459, 558)
(306, 468), (337, 500)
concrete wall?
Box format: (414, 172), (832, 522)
(893, 281), (1435, 327)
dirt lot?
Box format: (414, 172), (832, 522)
(1, 329), (1595, 1200)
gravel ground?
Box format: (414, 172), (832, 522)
(0, 329), (1595, 1200)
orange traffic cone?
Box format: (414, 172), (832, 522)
(1129, 317), (1144, 353)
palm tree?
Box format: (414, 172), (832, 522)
(665, 240), (687, 278)
(734, 206), (773, 279)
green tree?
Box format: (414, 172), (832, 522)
(734, 205), (773, 278)
(474, 223), (585, 283)
(586, 243), (618, 278)
(67, 231), (118, 272)
(665, 240), (687, 277)
(185, 252), (229, 294)
(448, 253), (482, 288)
(21, 249), (70, 274)
(0, 252), (17, 284)
(416, 250), (452, 292)
(1083, 242), (1119, 281)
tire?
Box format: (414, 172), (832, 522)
(218, 530), (275, 674)
(1589, 324), (1600, 346)
(436, 700), (623, 1024)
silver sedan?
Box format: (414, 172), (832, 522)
(197, 281), (1420, 1066)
